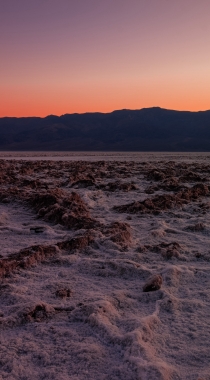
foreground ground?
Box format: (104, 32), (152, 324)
(0, 158), (210, 380)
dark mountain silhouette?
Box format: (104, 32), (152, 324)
(1, 107), (210, 151)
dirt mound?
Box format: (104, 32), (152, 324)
(145, 179), (183, 194)
(100, 181), (137, 192)
(143, 274), (163, 292)
(138, 242), (184, 259)
(71, 178), (95, 188)
(161, 178), (183, 191)
(30, 189), (96, 229)
(180, 171), (206, 182)
(102, 221), (132, 248)
(0, 244), (58, 279)
(23, 303), (55, 322)
(21, 178), (45, 189)
(145, 165), (207, 191)
(55, 288), (72, 298)
(70, 172), (95, 188)
(0, 187), (22, 203)
(152, 242), (183, 259)
(147, 169), (166, 181)
(30, 188), (64, 208)
(114, 193), (177, 214)
(0, 233), (95, 280)
(114, 184), (209, 215)
(138, 242), (183, 259)
(145, 185), (159, 194)
(57, 234), (94, 251)
(186, 222), (205, 232)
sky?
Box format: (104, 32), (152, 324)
(1, 0), (210, 117)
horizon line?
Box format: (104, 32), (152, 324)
(1, 106), (210, 119)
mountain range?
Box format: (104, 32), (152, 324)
(1, 107), (210, 151)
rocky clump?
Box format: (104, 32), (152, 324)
(0, 187), (22, 203)
(143, 274), (163, 292)
(0, 244), (58, 279)
(145, 178), (182, 194)
(186, 222), (205, 232)
(152, 242), (182, 259)
(70, 172), (95, 188)
(30, 189), (96, 229)
(145, 185), (159, 194)
(161, 178), (182, 191)
(180, 171), (206, 182)
(57, 234), (94, 252)
(138, 242), (183, 259)
(102, 221), (132, 248)
(100, 181), (137, 192)
(55, 288), (72, 298)
(114, 184), (209, 215)
(23, 303), (55, 323)
(0, 233), (95, 280)
(146, 169), (166, 181)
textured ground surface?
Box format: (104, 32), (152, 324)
(0, 155), (210, 380)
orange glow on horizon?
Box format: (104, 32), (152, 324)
(1, 102), (210, 118)
(1, 82), (210, 117)
(1, 1), (210, 117)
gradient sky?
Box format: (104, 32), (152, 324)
(1, 0), (210, 116)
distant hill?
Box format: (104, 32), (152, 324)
(1, 107), (210, 151)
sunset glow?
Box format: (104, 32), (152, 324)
(1, 0), (210, 117)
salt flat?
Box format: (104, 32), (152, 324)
(0, 155), (210, 380)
